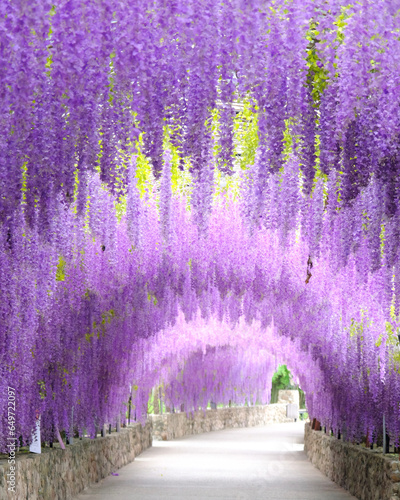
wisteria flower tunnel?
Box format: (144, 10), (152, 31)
(2, 0), (400, 452)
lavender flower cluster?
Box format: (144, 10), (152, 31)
(1, 0), (400, 449)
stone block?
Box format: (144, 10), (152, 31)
(0, 422), (152, 500)
(304, 423), (400, 500)
(149, 403), (292, 441)
(277, 390), (300, 406)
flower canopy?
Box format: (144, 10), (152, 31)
(1, 0), (400, 448)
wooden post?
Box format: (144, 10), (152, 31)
(68, 407), (74, 445)
(383, 415), (386, 455)
(312, 418), (321, 431)
(116, 416), (121, 433)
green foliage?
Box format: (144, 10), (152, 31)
(21, 161), (28, 206)
(282, 119), (295, 162)
(211, 107), (222, 162)
(299, 411), (309, 421)
(376, 316), (400, 371)
(38, 380), (46, 400)
(272, 364), (291, 388)
(233, 100), (259, 170)
(84, 309), (115, 343)
(270, 364), (292, 403)
(305, 22), (329, 103)
(163, 125), (192, 199)
(270, 364), (306, 408)
(333, 6), (354, 50)
(147, 391), (154, 414)
(55, 255), (66, 281)
(147, 386), (166, 414)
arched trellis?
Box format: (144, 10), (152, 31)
(2, 0), (400, 450)
(3, 178), (400, 449)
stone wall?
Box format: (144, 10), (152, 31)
(277, 389), (300, 406)
(0, 402), (295, 500)
(304, 423), (400, 500)
(150, 403), (292, 441)
(0, 422), (152, 500)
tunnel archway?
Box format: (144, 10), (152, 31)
(2, 0), (400, 453)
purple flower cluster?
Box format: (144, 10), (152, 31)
(1, 0), (400, 450)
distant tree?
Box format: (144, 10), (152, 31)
(270, 365), (306, 408)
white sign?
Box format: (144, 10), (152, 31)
(29, 418), (41, 454)
(286, 403), (299, 420)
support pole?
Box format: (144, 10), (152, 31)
(68, 407), (74, 445)
(383, 415), (386, 455)
(128, 396), (132, 424)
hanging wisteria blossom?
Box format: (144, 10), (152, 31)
(1, 0), (400, 451)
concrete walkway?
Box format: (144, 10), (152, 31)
(75, 423), (356, 500)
